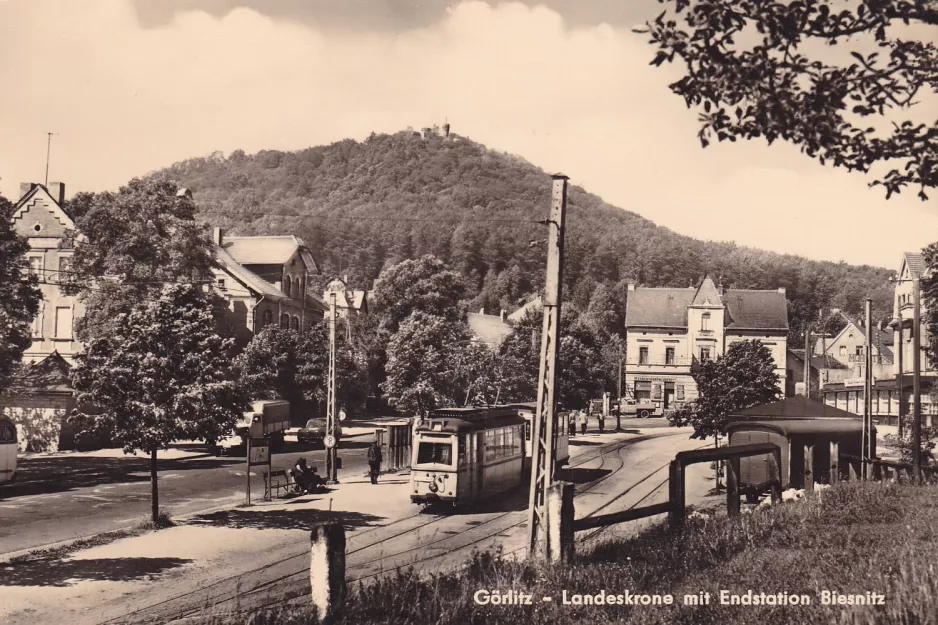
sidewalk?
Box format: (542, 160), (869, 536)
(0, 468), (416, 625)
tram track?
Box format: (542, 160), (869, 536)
(108, 431), (690, 624)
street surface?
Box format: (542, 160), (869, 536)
(0, 433), (376, 557)
(0, 420), (716, 625)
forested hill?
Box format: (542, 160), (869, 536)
(153, 129), (894, 346)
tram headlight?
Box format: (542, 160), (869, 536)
(429, 481), (439, 493)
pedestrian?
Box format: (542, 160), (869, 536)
(568, 413), (576, 436)
(577, 410), (587, 435)
(367, 440), (382, 484)
(598, 413), (605, 433)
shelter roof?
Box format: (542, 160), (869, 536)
(736, 396), (860, 419)
(727, 418), (870, 436)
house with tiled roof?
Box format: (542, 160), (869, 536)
(212, 228), (325, 346)
(624, 276), (789, 413)
(322, 277), (370, 319)
(822, 252), (938, 425)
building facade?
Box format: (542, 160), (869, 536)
(624, 277), (789, 414)
(822, 252), (938, 425)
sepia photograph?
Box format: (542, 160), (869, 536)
(0, 1), (936, 623)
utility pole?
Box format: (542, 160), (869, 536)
(527, 174), (568, 561)
(913, 274), (922, 483)
(896, 309), (905, 439)
(863, 299), (873, 479)
(44, 132), (56, 187)
(803, 326), (811, 399)
(616, 341), (623, 432)
(325, 292), (339, 484)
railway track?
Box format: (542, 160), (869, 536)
(107, 431), (689, 624)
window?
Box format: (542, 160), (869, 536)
(57, 256), (72, 283)
(639, 347), (649, 364)
(291, 316), (300, 330)
(54, 306), (73, 340)
(31, 304), (43, 338)
(856, 346), (864, 356)
(700, 347), (711, 361)
(280, 314), (290, 328)
(701, 312), (710, 331)
(665, 347), (675, 365)
(416, 441), (453, 466)
(485, 430), (496, 461)
(284, 276), (292, 298)
(676, 385), (685, 401)
(217, 278), (226, 291)
(262, 310), (272, 327)
(839, 345), (847, 356)
(28, 255), (43, 277)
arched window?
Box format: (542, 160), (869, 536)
(284, 276), (292, 298)
(262, 309), (272, 327)
(280, 314), (290, 328)
(292, 316), (300, 330)
(701, 312), (710, 331)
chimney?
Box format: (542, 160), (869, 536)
(778, 287), (786, 295)
(48, 182), (65, 206)
(19, 183), (38, 200)
(212, 227), (224, 245)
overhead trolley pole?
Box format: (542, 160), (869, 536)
(526, 174), (569, 561)
(325, 292), (339, 484)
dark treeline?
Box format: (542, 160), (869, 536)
(152, 129), (894, 347)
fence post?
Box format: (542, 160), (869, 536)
(668, 460), (685, 527)
(804, 444), (814, 492)
(310, 523), (346, 623)
(726, 457), (740, 517)
(768, 447), (782, 503)
(848, 460), (858, 482)
(829, 441), (840, 485)
(547, 481), (575, 562)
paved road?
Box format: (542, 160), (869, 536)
(0, 437), (375, 557)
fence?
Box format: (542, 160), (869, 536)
(375, 421), (412, 473)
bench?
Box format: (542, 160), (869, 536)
(263, 469), (293, 500)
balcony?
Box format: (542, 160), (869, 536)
(847, 354), (893, 365)
(627, 356), (694, 368)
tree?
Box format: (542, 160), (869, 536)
(920, 243), (938, 363)
(235, 322), (366, 420)
(61, 176), (218, 341)
(69, 284), (244, 523)
(380, 312), (477, 416)
(642, 0), (937, 200)
(0, 194), (41, 393)
(371, 255), (466, 333)
(669, 340), (782, 439)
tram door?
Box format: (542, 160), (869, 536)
(475, 431), (485, 496)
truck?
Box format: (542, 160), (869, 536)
(215, 400), (291, 455)
(620, 398), (657, 418)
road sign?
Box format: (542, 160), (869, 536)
(249, 438), (270, 465)
(324, 434), (336, 449)
(339, 409), (347, 422)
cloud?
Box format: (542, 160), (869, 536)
(0, 0), (931, 269)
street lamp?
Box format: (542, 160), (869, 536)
(886, 314), (906, 440)
(890, 273), (922, 483)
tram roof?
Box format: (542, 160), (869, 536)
(416, 412), (525, 434)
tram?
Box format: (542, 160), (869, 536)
(410, 406), (526, 505)
(0, 416), (18, 485)
(503, 402), (570, 472)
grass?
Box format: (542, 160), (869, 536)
(195, 483), (938, 625)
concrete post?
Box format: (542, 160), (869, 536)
(804, 444), (814, 492)
(767, 449), (782, 503)
(848, 460), (858, 482)
(310, 523), (346, 623)
(547, 481), (575, 563)
(829, 441), (840, 485)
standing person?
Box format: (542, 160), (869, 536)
(578, 410), (588, 436)
(568, 412), (576, 437)
(367, 440), (382, 484)
(598, 412), (605, 433)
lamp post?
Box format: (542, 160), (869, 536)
(888, 312), (905, 439)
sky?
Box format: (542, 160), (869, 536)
(0, 0), (935, 269)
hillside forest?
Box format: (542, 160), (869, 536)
(151, 128), (896, 347)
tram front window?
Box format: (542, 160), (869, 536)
(417, 441), (453, 466)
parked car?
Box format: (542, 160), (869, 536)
(284, 418), (343, 447)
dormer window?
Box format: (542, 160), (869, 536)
(701, 313), (710, 331)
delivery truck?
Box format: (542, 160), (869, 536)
(215, 400), (291, 455)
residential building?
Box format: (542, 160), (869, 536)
(786, 349), (848, 397)
(822, 252), (937, 425)
(467, 309), (513, 349)
(322, 277), (370, 318)
(11, 183), (83, 365)
(624, 276), (789, 414)
(212, 228), (326, 346)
